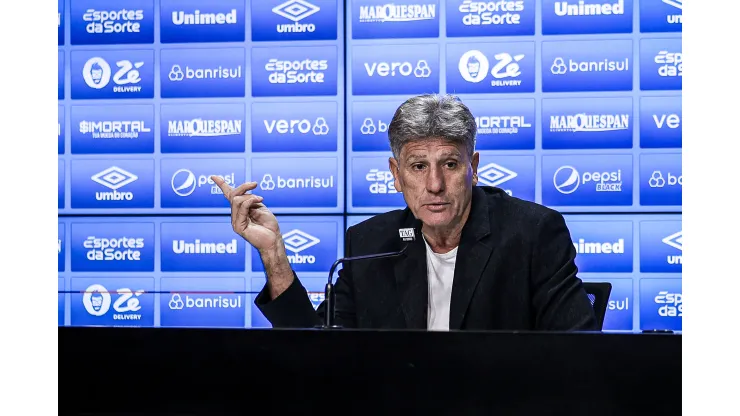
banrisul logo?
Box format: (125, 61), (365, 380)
(447, 0), (535, 37)
(640, 38), (682, 91)
(447, 42), (535, 94)
(640, 96), (681, 149)
(160, 0), (245, 43)
(71, 50), (154, 99)
(71, 159), (154, 209)
(542, 40), (632, 92)
(161, 103), (246, 154)
(350, 156), (406, 210)
(160, 277), (246, 328)
(160, 158), (246, 208)
(543, 154), (633, 206)
(70, 278), (155, 327)
(252, 45), (337, 97)
(161, 221), (245, 272)
(71, 104), (155, 154)
(252, 101), (338, 152)
(352, 43), (438, 96)
(353, 0), (439, 39)
(640, 0), (682, 33)
(351, 100), (405, 151)
(542, 97), (633, 149)
(253, 157), (339, 209)
(640, 153), (682, 206)
(566, 220), (633, 272)
(639, 220), (682, 273)
(252, 0), (337, 41)
(253, 220), (340, 272)
(70, 0), (154, 45)
(70, 222), (155, 272)
(542, 0), (633, 35)
(640, 278), (682, 331)
(161, 48), (245, 98)
(476, 156), (535, 202)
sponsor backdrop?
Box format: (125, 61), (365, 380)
(59, 0), (682, 332)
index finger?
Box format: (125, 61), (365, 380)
(211, 175), (233, 196)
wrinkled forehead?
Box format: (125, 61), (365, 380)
(399, 138), (466, 161)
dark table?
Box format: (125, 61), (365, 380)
(58, 327), (681, 415)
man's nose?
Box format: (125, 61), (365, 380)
(425, 166), (445, 194)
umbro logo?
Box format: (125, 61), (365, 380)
(478, 163), (517, 187)
(91, 166), (138, 190)
(662, 230), (682, 251)
(282, 229), (320, 253)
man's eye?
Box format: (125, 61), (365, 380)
(412, 164), (425, 170)
(446, 162), (458, 169)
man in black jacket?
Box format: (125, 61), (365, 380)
(213, 94), (597, 331)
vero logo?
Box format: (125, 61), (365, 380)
(282, 229), (320, 264)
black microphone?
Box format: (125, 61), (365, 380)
(320, 221), (422, 329)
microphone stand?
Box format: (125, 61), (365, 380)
(320, 246), (409, 329)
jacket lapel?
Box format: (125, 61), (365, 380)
(394, 215), (428, 329)
(448, 187), (495, 330)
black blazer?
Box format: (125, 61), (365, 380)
(255, 186), (598, 331)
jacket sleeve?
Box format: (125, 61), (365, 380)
(254, 227), (358, 329)
(530, 210), (599, 331)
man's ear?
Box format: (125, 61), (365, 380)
(471, 152), (480, 186)
(389, 157), (403, 193)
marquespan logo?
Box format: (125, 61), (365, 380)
(91, 166), (138, 201)
(273, 0), (320, 33)
(549, 113), (629, 133)
(168, 118), (242, 138)
(359, 3), (436, 23)
(459, 50), (524, 86)
(171, 169), (236, 197)
(477, 163), (517, 193)
(82, 283), (145, 320)
(282, 229), (320, 264)
(82, 57), (143, 92)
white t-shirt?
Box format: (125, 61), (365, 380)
(423, 238), (458, 331)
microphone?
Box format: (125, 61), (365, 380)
(319, 221), (422, 329)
